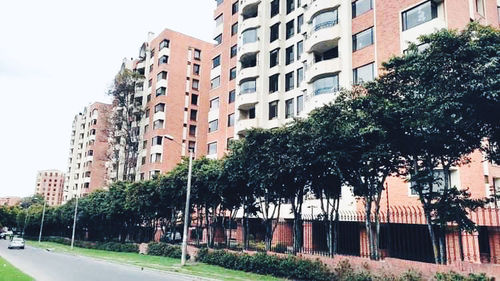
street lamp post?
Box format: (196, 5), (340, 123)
(38, 200), (47, 243)
(163, 134), (193, 266)
(71, 193), (79, 249)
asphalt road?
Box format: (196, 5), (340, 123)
(0, 239), (205, 281)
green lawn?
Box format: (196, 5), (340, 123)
(0, 255), (34, 281)
(27, 241), (283, 281)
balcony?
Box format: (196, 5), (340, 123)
(238, 66), (259, 82)
(240, 0), (261, 14)
(240, 15), (261, 32)
(306, 58), (341, 83)
(237, 91), (258, 110)
(236, 118), (259, 135)
(136, 60), (145, 72)
(305, 0), (341, 23)
(306, 23), (341, 54)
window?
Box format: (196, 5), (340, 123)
(144, 124), (149, 133)
(286, 20), (294, 39)
(312, 9), (338, 32)
(149, 64), (153, 73)
(159, 55), (169, 65)
(211, 76), (221, 89)
(190, 109), (198, 121)
(143, 140), (147, 149)
(297, 14), (304, 33)
(352, 0), (372, 18)
(194, 49), (201, 60)
(191, 94), (199, 105)
(153, 119), (164, 129)
(352, 27), (373, 51)
(231, 22), (238, 36)
(156, 87), (166, 96)
(286, 0), (295, 14)
(209, 119), (219, 133)
(189, 125), (197, 136)
(228, 90), (235, 103)
(230, 45), (238, 57)
(210, 97), (220, 110)
(315, 46), (338, 61)
(286, 46), (294, 65)
(297, 67), (304, 85)
(152, 136), (163, 146)
(271, 0), (280, 17)
(269, 100), (278, 119)
(297, 41), (303, 59)
(150, 153), (162, 163)
(285, 71), (294, 91)
(228, 113), (235, 127)
(157, 71), (167, 81)
(230, 67), (237, 80)
(270, 48), (279, 68)
(215, 14), (224, 26)
(232, 1), (239, 14)
(192, 79), (199, 90)
(159, 39), (170, 49)
(208, 142), (217, 155)
(216, 0), (223, 6)
(476, 0), (484, 15)
(193, 64), (200, 75)
(188, 141), (196, 152)
(285, 98), (294, 118)
(270, 23), (280, 42)
(353, 62), (375, 84)
(148, 79), (153, 87)
(269, 74), (279, 93)
(154, 103), (165, 113)
(313, 75), (339, 95)
(402, 1), (437, 31)
(212, 55), (221, 68)
(242, 28), (258, 44)
(297, 95), (304, 114)
(214, 34), (222, 45)
(241, 79), (256, 94)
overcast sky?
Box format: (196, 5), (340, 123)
(0, 0), (216, 197)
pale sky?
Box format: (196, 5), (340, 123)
(0, 0), (216, 197)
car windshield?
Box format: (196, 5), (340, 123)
(13, 238), (23, 242)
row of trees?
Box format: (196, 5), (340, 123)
(1, 24), (498, 265)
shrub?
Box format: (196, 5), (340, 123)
(147, 242), (188, 259)
(196, 248), (334, 281)
(33, 236), (138, 253)
(434, 272), (491, 281)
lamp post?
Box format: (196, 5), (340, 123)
(71, 191), (80, 249)
(163, 134), (193, 266)
(38, 200), (47, 243)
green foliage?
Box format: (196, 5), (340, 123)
(35, 236), (138, 253)
(196, 248), (334, 281)
(434, 272), (491, 281)
(147, 242), (187, 259)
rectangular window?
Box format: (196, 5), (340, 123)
(230, 67), (237, 80)
(270, 23), (280, 42)
(286, 0), (295, 14)
(231, 22), (238, 35)
(189, 125), (196, 136)
(353, 62), (375, 84)
(188, 141), (196, 152)
(210, 97), (220, 110)
(230, 45), (238, 58)
(191, 94), (198, 105)
(208, 142), (217, 155)
(156, 87), (166, 96)
(211, 76), (221, 89)
(297, 40), (303, 60)
(228, 113), (235, 127)
(157, 71), (167, 81)
(352, 0), (373, 18)
(214, 34), (222, 45)
(228, 90), (236, 103)
(269, 74), (279, 93)
(297, 14), (304, 33)
(154, 103), (165, 113)
(286, 20), (294, 39)
(190, 109), (198, 121)
(193, 64), (200, 75)
(150, 153), (162, 163)
(216, 0), (223, 6)
(270, 48), (279, 68)
(352, 27), (374, 51)
(159, 39), (170, 49)
(232, 1), (239, 14)
(209, 119), (219, 133)
(152, 136), (163, 146)
(271, 0), (280, 17)
(286, 46), (294, 65)
(148, 79), (153, 87)
(297, 67), (303, 85)
(402, 1), (437, 31)
(285, 98), (294, 118)
(269, 100), (278, 119)
(215, 14), (224, 26)
(192, 79), (199, 90)
(159, 55), (169, 65)
(194, 49), (201, 60)
(476, 0), (484, 15)
(212, 55), (221, 68)
(153, 119), (164, 130)
(297, 95), (304, 114)
(285, 71), (294, 91)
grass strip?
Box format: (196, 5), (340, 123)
(0, 255), (34, 281)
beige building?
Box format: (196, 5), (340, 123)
(35, 170), (65, 206)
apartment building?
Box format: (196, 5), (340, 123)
(63, 102), (112, 202)
(108, 30), (214, 181)
(0, 197), (21, 207)
(35, 170), (65, 206)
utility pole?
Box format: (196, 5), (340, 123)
(71, 194), (79, 249)
(38, 200), (47, 243)
(181, 148), (193, 266)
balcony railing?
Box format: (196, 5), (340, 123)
(313, 19), (338, 32)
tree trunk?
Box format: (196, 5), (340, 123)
(364, 197), (374, 260)
(424, 208), (440, 264)
(458, 229), (464, 261)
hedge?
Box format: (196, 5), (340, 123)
(147, 242), (188, 259)
(196, 248), (334, 281)
(34, 236), (138, 253)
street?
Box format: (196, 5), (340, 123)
(0, 240), (205, 281)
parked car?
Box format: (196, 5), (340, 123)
(8, 237), (25, 249)
(1, 231), (13, 240)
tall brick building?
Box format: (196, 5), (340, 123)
(35, 169), (65, 206)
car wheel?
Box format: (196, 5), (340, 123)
(21, 246), (25, 249)
(8, 247), (12, 249)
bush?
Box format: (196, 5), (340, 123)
(434, 272), (491, 281)
(196, 248), (334, 281)
(147, 242), (188, 259)
(33, 236), (138, 253)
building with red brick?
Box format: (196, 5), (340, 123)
(0, 197), (21, 207)
(35, 170), (65, 206)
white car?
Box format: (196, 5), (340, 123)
(8, 237), (25, 249)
